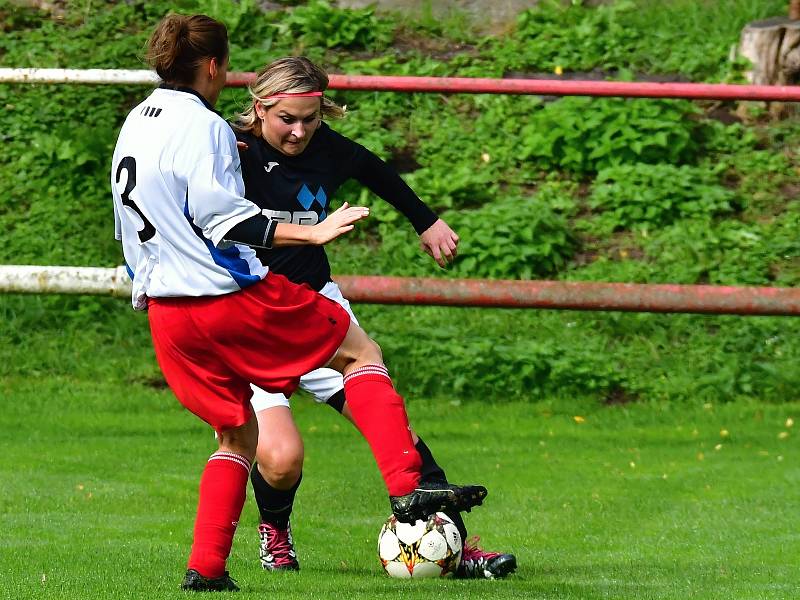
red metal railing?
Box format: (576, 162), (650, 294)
(2, 267), (798, 315)
(335, 276), (800, 316)
(228, 72), (800, 102)
(3, 69), (800, 102)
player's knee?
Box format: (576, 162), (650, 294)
(257, 440), (303, 487)
(260, 460), (302, 489)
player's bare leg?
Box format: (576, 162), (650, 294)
(253, 407), (303, 492)
(251, 407), (302, 571)
(327, 322), (487, 522)
(183, 414), (259, 592)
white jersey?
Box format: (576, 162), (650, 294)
(111, 87), (268, 310)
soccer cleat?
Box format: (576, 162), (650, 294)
(389, 480), (487, 523)
(258, 521), (300, 571)
(456, 537), (517, 579)
(180, 569), (239, 592)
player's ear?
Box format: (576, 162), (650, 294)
(208, 57), (219, 80)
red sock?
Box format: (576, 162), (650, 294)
(343, 364), (421, 496)
(187, 451), (251, 578)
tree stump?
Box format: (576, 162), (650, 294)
(738, 18), (800, 118)
(739, 18), (800, 85)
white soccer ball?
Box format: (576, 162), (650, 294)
(377, 512), (462, 578)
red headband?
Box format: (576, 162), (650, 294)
(258, 91), (323, 101)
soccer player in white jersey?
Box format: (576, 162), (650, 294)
(110, 13), (486, 592)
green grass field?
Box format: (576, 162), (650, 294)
(2, 370), (798, 599)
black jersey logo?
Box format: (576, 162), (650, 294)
(141, 106), (162, 118)
(264, 161), (279, 173)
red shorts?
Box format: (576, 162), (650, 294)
(147, 272), (350, 432)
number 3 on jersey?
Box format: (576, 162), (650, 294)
(115, 156), (156, 243)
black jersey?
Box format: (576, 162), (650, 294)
(236, 122), (438, 291)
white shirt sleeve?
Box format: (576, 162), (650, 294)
(185, 120), (260, 247)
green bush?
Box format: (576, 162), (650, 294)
(642, 212), (800, 286)
(361, 305), (639, 401)
(641, 219), (767, 285)
(587, 163), (736, 232)
(480, 0), (787, 81)
(519, 97), (705, 174)
(276, 0), (394, 51)
(447, 197), (577, 279)
(375, 195), (576, 280)
(485, 0), (639, 73)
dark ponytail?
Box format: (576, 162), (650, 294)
(145, 14), (228, 85)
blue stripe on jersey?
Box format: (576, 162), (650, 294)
(183, 200), (262, 290)
(125, 263), (134, 280)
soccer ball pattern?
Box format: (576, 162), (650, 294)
(377, 512), (462, 578)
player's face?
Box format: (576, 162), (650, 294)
(259, 97), (321, 156)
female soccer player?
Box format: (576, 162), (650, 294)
(111, 16), (486, 592)
(234, 56), (516, 580)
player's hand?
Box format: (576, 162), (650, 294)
(312, 202), (370, 245)
(236, 140), (249, 151)
(419, 218), (459, 268)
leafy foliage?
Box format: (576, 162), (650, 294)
(642, 209), (800, 286)
(484, 0), (641, 73)
(587, 163), (736, 232)
(479, 0), (787, 82)
(519, 97), (705, 174)
(373, 195), (576, 280)
(446, 197), (577, 279)
(276, 0), (394, 52)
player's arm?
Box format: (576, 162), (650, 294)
(189, 136), (366, 248)
(228, 127), (369, 247)
(352, 145), (459, 267)
(223, 202), (370, 248)
(274, 201), (369, 246)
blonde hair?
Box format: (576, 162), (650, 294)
(145, 14), (228, 85)
(236, 56), (345, 136)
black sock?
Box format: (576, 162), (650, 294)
(446, 506), (468, 546)
(416, 437), (468, 544)
(250, 466), (302, 529)
(325, 389), (346, 413)
(416, 436), (447, 483)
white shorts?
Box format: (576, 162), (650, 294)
(250, 280), (359, 412)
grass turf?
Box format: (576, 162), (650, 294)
(1, 375), (798, 599)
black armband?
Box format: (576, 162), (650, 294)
(223, 214), (277, 249)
